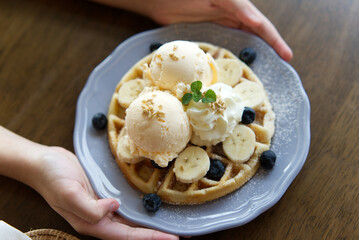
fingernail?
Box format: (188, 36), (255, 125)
(110, 202), (118, 212)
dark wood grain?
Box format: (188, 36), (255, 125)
(1, 0), (358, 239)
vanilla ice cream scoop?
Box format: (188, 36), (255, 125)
(125, 90), (191, 167)
(149, 40), (218, 94)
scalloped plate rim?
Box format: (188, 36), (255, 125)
(73, 23), (310, 236)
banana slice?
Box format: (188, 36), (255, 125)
(223, 125), (256, 163)
(233, 80), (265, 108)
(215, 58), (243, 87)
(117, 127), (143, 164)
(173, 146), (210, 183)
(117, 79), (146, 108)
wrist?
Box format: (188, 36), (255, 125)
(0, 126), (51, 189)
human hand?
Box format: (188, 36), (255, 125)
(93, 0), (291, 60)
(147, 0), (292, 61)
(32, 147), (178, 240)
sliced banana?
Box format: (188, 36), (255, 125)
(173, 146), (210, 183)
(233, 80), (265, 108)
(117, 78), (146, 108)
(215, 58), (243, 87)
(117, 127), (143, 164)
(223, 125), (256, 163)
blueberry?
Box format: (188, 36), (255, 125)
(205, 158), (225, 181)
(149, 42), (163, 52)
(92, 113), (107, 130)
(142, 193), (161, 212)
(260, 150), (276, 169)
(241, 107), (256, 124)
(151, 160), (166, 169)
(239, 48), (256, 64)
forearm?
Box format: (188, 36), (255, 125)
(0, 126), (48, 189)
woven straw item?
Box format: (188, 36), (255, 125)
(25, 229), (80, 240)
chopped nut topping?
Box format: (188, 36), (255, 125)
(169, 53), (179, 61)
(156, 54), (164, 61)
(209, 96), (226, 116)
(141, 98), (166, 120)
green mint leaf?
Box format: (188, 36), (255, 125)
(192, 91), (202, 102)
(182, 93), (193, 105)
(202, 97), (216, 103)
(191, 81), (202, 93)
(204, 89), (216, 101)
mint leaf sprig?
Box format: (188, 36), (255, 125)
(182, 81), (216, 105)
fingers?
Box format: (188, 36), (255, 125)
(122, 226), (179, 240)
(228, 0), (262, 27)
(58, 184), (119, 224)
(235, 0), (293, 61)
(110, 213), (139, 227)
(105, 213), (179, 240)
(214, 18), (242, 28)
(74, 196), (119, 224)
(212, 0), (293, 61)
(109, 214), (179, 240)
(63, 210), (179, 240)
(247, 14), (293, 61)
(174, 1), (227, 23)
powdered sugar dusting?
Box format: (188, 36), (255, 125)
(76, 23), (310, 235)
(259, 62), (303, 146)
(145, 25), (308, 224)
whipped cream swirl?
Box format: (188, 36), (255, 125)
(186, 83), (244, 146)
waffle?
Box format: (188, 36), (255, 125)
(107, 42), (275, 204)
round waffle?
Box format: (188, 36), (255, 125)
(107, 42), (275, 205)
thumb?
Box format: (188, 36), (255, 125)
(62, 186), (119, 224)
(79, 197), (119, 224)
(232, 0), (262, 27)
(87, 198), (120, 223)
(212, 0), (262, 27)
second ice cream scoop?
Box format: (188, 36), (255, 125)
(125, 89), (191, 167)
(149, 40), (218, 94)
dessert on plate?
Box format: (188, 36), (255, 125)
(107, 40), (275, 205)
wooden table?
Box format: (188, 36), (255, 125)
(1, 0), (358, 239)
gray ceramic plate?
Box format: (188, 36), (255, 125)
(74, 23), (310, 236)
